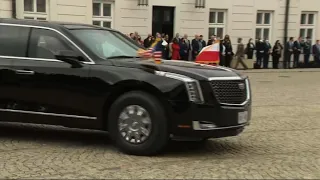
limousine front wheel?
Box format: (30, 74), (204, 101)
(108, 91), (169, 156)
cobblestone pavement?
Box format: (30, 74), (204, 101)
(0, 69), (319, 179)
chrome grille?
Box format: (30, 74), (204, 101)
(210, 79), (248, 104)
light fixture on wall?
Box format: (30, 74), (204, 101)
(138, 0), (149, 6)
(195, 0), (205, 8)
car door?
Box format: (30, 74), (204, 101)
(0, 24), (32, 121)
(9, 26), (97, 127)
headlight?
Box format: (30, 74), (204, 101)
(155, 71), (204, 103)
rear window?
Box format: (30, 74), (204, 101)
(0, 25), (30, 57)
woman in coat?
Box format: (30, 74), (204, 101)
(171, 38), (181, 60)
(246, 38), (255, 59)
(223, 35), (234, 67)
(272, 40), (283, 69)
(179, 38), (188, 60)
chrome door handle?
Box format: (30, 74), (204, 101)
(15, 70), (35, 75)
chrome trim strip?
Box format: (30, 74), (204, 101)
(208, 76), (242, 81)
(0, 23), (95, 65)
(214, 66), (233, 72)
(0, 108), (97, 120)
(15, 69), (35, 75)
(221, 106), (246, 110)
(0, 55), (95, 65)
(192, 121), (247, 131)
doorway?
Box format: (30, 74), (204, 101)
(152, 6), (175, 40)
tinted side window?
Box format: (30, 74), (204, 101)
(0, 25), (30, 57)
(28, 28), (73, 59)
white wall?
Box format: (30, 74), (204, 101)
(1, 0), (320, 45)
(0, 0), (12, 18)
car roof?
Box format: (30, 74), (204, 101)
(0, 18), (116, 32)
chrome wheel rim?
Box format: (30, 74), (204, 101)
(118, 105), (152, 144)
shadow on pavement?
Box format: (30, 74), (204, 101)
(0, 122), (245, 157)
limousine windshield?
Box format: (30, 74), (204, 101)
(70, 29), (143, 59)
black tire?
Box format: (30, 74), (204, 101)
(107, 91), (169, 156)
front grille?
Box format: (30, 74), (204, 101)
(210, 79), (248, 104)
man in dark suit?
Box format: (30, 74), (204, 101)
(312, 40), (320, 65)
(191, 34), (200, 61)
(284, 37), (294, 68)
(183, 34), (191, 61)
(255, 38), (265, 68)
(302, 36), (311, 65)
(293, 36), (302, 68)
(174, 33), (180, 43)
(263, 39), (272, 68)
(199, 35), (206, 49)
(207, 35), (216, 46)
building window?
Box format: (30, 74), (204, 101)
(255, 11), (272, 41)
(92, 1), (114, 28)
(208, 9), (226, 39)
(300, 12), (316, 42)
(23, 0), (47, 20)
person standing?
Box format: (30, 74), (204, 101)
(223, 35), (233, 67)
(263, 39), (272, 69)
(183, 34), (191, 61)
(174, 33), (180, 43)
(143, 34), (153, 48)
(151, 33), (165, 58)
(293, 37), (302, 68)
(284, 37), (294, 68)
(179, 38), (188, 61)
(272, 40), (283, 69)
(199, 35), (206, 50)
(246, 38), (255, 59)
(163, 35), (170, 59)
(207, 35), (216, 46)
(302, 36), (312, 66)
(234, 38), (248, 69)
(171, 38), (181, 60)
(191, 34), (200, 61)
(219, 39), (226, 66)
(312, 40), (320, 65)
(255, 38), (265, 68)
(129, 33), (135, 40)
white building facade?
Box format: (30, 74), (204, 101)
(0, 0), (320, 45)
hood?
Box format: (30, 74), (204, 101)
(102, 59), (244, 81)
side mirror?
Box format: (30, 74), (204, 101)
(55, 50), (84, 68)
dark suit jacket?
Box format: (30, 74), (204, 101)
(201, 40), (206, 48)
(302, 41), (311, 54)
(223, 40), (233, 56)
(255, 41), (265, 58)
(185, 39), (191, 51)
(191, 39), (200, 53)
(293, 41), (302, 54)
(312, 44), (320, 57)
(143, 37), (152, 48)
(207, 39), (213, 46)
(264, 42), (272, 54)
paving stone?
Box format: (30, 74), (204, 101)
(0, 70), (319, 179)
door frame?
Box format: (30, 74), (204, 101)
(152, 6), (175, 39)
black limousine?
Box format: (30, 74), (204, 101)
(0, 18), (251, 155)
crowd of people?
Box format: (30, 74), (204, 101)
(127, 32), (320, 69)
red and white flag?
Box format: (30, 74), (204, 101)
(195, 41), (220, 65)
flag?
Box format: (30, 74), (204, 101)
(195, 41), (220, 65)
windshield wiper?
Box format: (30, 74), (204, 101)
(107, 55), (140, 59)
